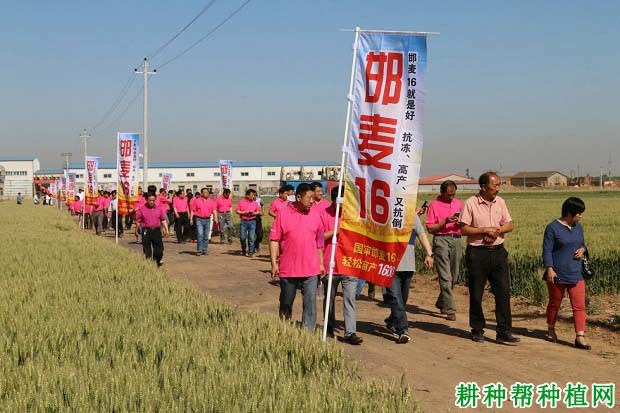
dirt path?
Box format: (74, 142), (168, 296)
(116, 234), (619, 412)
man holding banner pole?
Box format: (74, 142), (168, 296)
(270, 183), (326, 331)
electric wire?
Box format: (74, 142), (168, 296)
(89, 73), (136, 132)
(146, 0), (218, 60)
(156, 0), (252, 70)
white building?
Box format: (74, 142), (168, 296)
(36, 161), (337, 196)
(0, 157), (40, 197)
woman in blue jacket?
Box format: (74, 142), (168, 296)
(542, 197), (590, 350)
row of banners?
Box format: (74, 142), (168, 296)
(52, 31), (427, 289)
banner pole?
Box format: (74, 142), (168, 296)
(322, 26), (361, 342)
(116, 140), (119, 244)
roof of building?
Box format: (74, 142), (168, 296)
(511, 171), (567, 179)
(0, 157), (37, 161)
(419, 173), (478, 185)
(35, 160), (336, 175)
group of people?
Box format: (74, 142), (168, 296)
(59, 172), (592, 349)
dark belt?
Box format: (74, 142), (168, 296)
(195, 216), (211, 219)
(218, 211), (231, 214)
(241, 218), (256, 221)
(435, 234), (462, 238)
(469, 244), (504, 250)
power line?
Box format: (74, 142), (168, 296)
(146, 0), (218, 60)
(89, 73), (136, 132)
(156, 0), (253, 70)
(92, 83), (144, 136)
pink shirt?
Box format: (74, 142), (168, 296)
(459, 194), (512, 246)
(157, 194), (170, 212)
(94, 196), (107, 212)
(191, 197), (216, 218)
(426, 197), (463, 235)
(71, 200), (83, 213)
(84, 204), (93, 214)
(237, 198), (260, 221)
(136, 205), (166, 228)
(103, 196), (111, 210)
(173, 196), (188, 213)
(269, 197), (288, 216)
(269, 204), (325, 277)
(322, 204), (339, 271)
(312, 198), (330, 211)
(216, 196), (232, 213)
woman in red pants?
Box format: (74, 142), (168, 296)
(542, 197), (590, 350)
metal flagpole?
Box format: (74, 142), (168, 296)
(116, 139), (119, 244)
(322, 27), (361, 342)
(81, 129), (90, 229)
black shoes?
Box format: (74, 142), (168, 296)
(396, 332), (411, 344)
(574, 334), (591, 350)
(344, 333), (364, 345)
(471, 330), (485, 343)
(496, 331), (521, 345)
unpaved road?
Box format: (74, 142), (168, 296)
(115, 234), (619, 412)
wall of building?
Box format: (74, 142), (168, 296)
(0, 159), (39, 197)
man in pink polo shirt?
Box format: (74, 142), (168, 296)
(93, 190), (107, 235)
(268, 185), (294, 218)
(135, 192), (168, 267)
(173, 190), (190, 243)
(216, 188), (233, 244)
(460, 172), (518, 345)
(190, 188), (218, 256)
(270, 183), (326, 331)
(310, 181), (329, 211)
(426, 180), (463, 321)
(236, 189), (260, 257)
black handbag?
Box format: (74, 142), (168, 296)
(581, 249), (595, 280)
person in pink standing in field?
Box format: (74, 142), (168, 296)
(236, 189), (260, 257)
(425, 180), (463, 321)
(310, 181), (329, 211)
(268, 185), (294, 218)
(173, 190), (190, 243)
(270, 183), (326, 331)
(71, 196), (83, 223)
(216, 188), (234, 244)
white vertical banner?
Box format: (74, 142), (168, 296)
(219, 160), (233, 190)
(161, 173), (173, 192)
(336, 31), (427, 287)
(117, 133), (140, 216)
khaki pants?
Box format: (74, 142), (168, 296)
(433, 235), (462, 314)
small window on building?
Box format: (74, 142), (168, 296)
(267, 171), (276, 177)
(213, 172), (220, 177)
(186, 172), (195, 177)
(241, 172), (249, 177)
(233, 184), (240, 192)
(206, 185), (213, 192)
(158, 173), (162, 177)
(103, 173), (112, 178)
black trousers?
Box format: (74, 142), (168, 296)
(465, 245), (512, 334)
(142, 227), (164, 265)
(125, 214), (134, 230)
(84, 213), (92, 229)
(109, 212), (123, 235)
(175, 212), (190, 243)
(255, 215), (264, 246)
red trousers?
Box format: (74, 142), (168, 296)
(546, 279), (587, 332)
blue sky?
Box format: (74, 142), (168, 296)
(1, 0), (618, 177)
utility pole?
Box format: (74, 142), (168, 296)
(609, 154), (612, 179)
(600, 167), (603, 191)
(135, 58), (156, 191)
